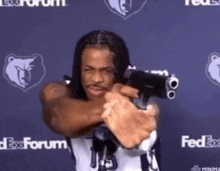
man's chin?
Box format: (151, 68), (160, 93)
(86, 92), (106, 101)
(87, 88), (107, 99)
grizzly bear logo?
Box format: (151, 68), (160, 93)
(3, 54), (46, 92)
(105, 0), (147, 20)
(206, 52), (220, 87)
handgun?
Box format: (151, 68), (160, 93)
(123, 65), (179, 109)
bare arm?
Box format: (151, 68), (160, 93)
(40, 82), (105, 138)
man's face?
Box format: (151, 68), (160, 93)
(81, 45), (115, 101)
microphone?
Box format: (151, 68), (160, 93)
(92, 126), (118, 171)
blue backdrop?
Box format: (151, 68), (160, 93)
(1, 0), (220, 170)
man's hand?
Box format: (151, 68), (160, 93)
(101, 83), (159, 149)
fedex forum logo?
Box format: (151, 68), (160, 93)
(104, 0), (147, 20)
(206, 52), (220, 87)
(0, 0), (66, 7)
(186, 0), (220, 6)
(0, 137), (67, 150)
(191, 165), (220, 171)
(182, 135), (220, 148)
(3, 54), (46, 92)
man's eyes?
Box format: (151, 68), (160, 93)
(83, 68), (114, 73)
(83, 68), (94, 72)
(105, 69), (114, 73)
(83, 68), (91, 71)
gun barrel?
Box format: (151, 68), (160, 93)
(167, 75), (179, 90)
(167, 90), (176, 99)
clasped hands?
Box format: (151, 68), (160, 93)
(101, 83), (159, 149)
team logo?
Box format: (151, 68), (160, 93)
(191, 165), (201, 171)
(104, 0), (147, 20)
(205, 52), (220, 87)
(3, 54), (46, 92)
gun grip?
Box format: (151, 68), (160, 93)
(133, 94), (150, 110)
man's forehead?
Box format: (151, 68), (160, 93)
(81, 46), (115, 64)
(83, 45), (115, 55)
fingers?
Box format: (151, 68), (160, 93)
(101, 99), (158, 149)
(102, 99), (134, 130)
(101, 105), (118, 130)
(146, 103), (160, 118)
(145, 105), (156, 117)
(110, 83), (139, 99)
(120, 85), (139, 98)
(103, 99), (127, 118)
(136, 104), (158, 127)
(102, 87), (160, 149)
(110, 83), (123, 93)
(104, 92), (129, 102)
(103, 99), (118, 109)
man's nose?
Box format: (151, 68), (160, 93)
(91, 71), (104, 83)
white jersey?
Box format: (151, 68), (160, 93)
(66, 130), (160, 171)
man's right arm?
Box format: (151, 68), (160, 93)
(40, 82), (104, 138)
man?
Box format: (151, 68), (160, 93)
(40, 30), (160, 171)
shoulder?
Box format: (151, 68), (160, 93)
(42, 81), (67, 92)
(40, 81), (71, 104)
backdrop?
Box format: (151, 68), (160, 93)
(1, 0), (220, 170)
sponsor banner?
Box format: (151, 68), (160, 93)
(104, 0), (147, 20)
(191, 165), (220, 171)
(3, 54), (46, 92)
(185, 0), (220, 6)
(0, 137), (67, 150)
(0, 0), (67, 7)
(182, 135), (220, 148)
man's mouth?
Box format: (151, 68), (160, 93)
(88, 86), (107, 98)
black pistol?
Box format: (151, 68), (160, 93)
(123, 65), (179, 109)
